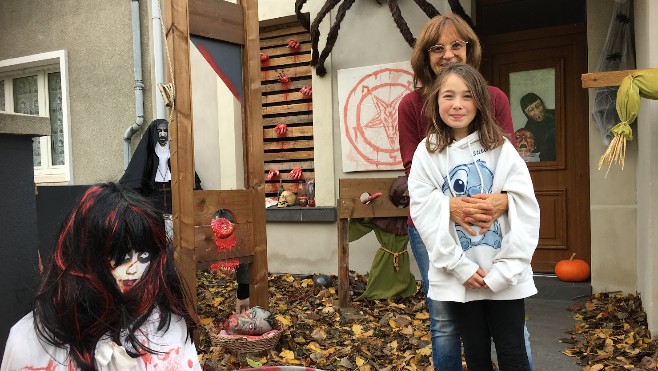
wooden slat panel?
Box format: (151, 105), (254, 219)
(262, 91), (311, 105)
(264, 180), (314, 194)
(260, 34), (310, 48)
(189, 0), (243, 45)
(264, 139), (314, 151)
(264, 150), (314, 162)
(264, 171), (315, 182)
(263, 102), (313, 116)
(260, 22), (314, 185)
(261, 65), (312, 81)
(263, 125), (313, 138)
(260, 43), (312, 58)
(260, 24), (308, 39)
(265, 160), (314, 170)
(261, 78), (312, 94)
(263, 113), (313, 126)
(260, 54), (312, 68)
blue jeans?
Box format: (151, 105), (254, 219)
(408, 226), (534, 371)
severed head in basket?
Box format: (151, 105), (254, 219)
(211, 307), (282, 354)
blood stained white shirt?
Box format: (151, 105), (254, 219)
(0, 311), (201, 371)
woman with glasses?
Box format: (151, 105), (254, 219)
(398, 14), (533, 371)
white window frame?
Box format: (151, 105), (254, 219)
(0, 50), (72, 184)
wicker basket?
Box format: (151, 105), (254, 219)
(210, 325), (282, 355)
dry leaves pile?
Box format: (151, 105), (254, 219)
(562, 292), (658, 370)
(196, 270), (433, 370)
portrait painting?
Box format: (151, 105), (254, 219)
(509, 68), (557, 162)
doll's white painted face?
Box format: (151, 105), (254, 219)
(156, 122), (168, 146)
(110, 250), (152, 293)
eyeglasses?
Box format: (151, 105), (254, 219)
(427, 40), (468, 56)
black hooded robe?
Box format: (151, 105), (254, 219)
(120, 119), (201, 214)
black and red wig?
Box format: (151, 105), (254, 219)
(33, 182), (197, 370)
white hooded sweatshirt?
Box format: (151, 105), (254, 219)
(409, 131), (539, 303)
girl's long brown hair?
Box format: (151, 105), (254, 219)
(423, 63), (505, 153)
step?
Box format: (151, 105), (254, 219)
(532, 274), (591, 301)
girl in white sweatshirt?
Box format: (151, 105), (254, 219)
(408, 63), (539, 371)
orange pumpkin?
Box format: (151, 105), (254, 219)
(555, 253), (590, 282)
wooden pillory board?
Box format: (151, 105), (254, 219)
(337, 178), (408, 308)
(165, 0), (269, 311)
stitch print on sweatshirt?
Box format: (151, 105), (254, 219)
(441, 159), (502, 251)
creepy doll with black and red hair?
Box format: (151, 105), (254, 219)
(0, 182), (202, 371)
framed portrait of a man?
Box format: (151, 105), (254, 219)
(509, 67), (557, 163)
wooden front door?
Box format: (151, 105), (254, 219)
(480, 23), (591, 272)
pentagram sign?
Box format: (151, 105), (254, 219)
(342, 68), (413, 169)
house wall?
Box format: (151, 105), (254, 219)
(0, 0), (155, 185)
(633, 0), (658, 336)
(586, 0), (638, 295)
(258, 0), (467, 276)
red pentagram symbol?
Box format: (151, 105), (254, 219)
(343, 68), (413, 168)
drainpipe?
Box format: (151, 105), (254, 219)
(151, 0), (166, 119)
(124, 0), (145, 169)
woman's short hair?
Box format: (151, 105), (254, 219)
(410, 14), (483, 97)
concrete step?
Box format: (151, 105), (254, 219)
(533, 274), (591, 301)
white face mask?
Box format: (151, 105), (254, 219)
(110, 250), (152, 293)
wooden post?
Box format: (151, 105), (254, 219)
(581, 69), (641, 88)
(165, 0), (198, 310)
(240, 0), (269, 308)
(337, 217), (350, 308)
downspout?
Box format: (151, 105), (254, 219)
(150, 0), (166, 119)
(124, 0), (145, 168)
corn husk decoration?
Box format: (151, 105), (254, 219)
(599, 69), (658, 176)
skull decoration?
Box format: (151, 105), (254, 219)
(278, 190), (297, 208)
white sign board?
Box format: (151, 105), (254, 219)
(338, 62), (413, 172)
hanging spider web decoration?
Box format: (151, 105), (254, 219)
(591, 0), (635, 145)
